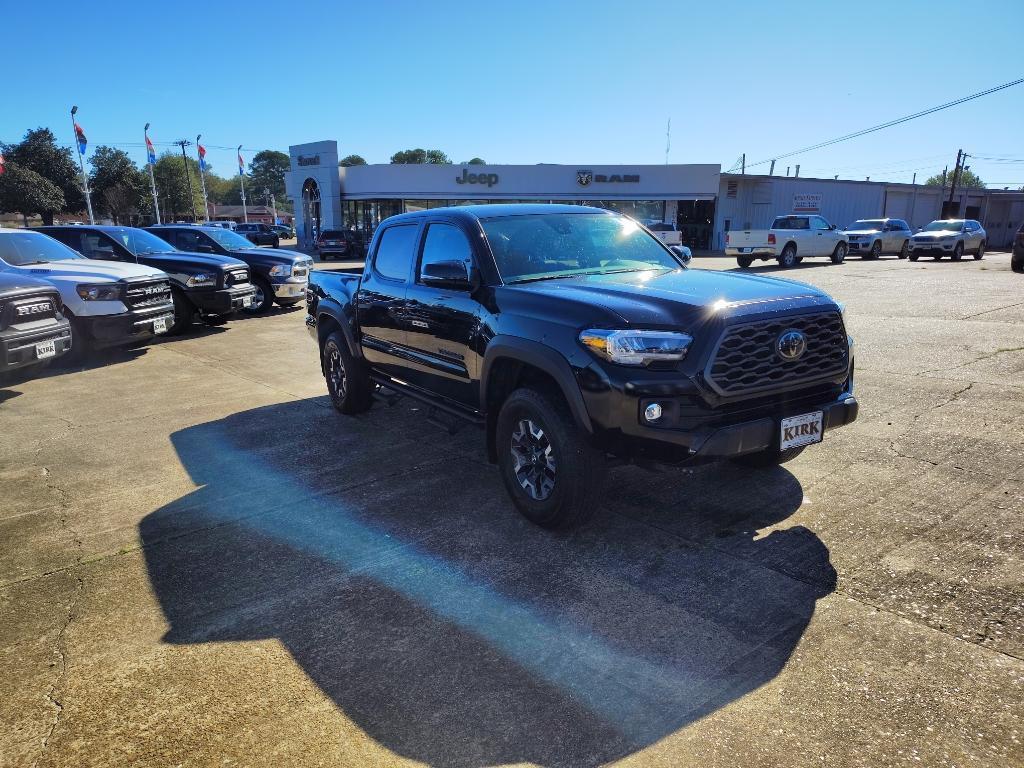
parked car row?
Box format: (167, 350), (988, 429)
(726, 216), (991, 268)
(0, 225), (313, 379)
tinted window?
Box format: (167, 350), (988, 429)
(373, 225), (418, 280)
(895, 220), (909, 230)
(172, 229), (211, 251)
(79, 232), (122, 259)
(320, 230), (345, 239)
(419, 223), (473, 282)
(772, 216), (809, 230)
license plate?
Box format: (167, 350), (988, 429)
(241, 295), (253, 307)
(35, 339), (57, 359)
(780, 411), (824, 450)
(739, 247), (751, 253)
(153, 316), (169, 334)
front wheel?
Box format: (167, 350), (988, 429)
(952, 242), (964, 261)
(243, 278), (274, 314)
(831, 242), (847, 264)
(909, 251), (919, 262)
(736, 255), (753, 269)
(898, 240), (909, 259)
(868, 241), (882, 260)
(777, 244), (798, 268)
(496, 388), (604, 529)
(1012, 257), (1024, 274)
(974, 241), (985, 260)
(168, 288), (193, 335)
(321, 330), (372, 414)
(731, 445), (806, 468)
(272, 237), (280, 248)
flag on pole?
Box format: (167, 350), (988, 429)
(198, 143), (208, 172)
(237, 151), (245, 175)
(145, 135), (156, 165)
(74, 123), (88, 155)
(0, 152), (5, 176)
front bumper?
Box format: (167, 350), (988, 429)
(0, 319), (72, 372)
(76, 303), (175, 347)
(910, 242), (955, 254)
(272, 280), (308, 299)
(847, 240), (875, 252)
(188, 285), (257, 315)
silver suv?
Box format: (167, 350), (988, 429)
(844, 218), (912, 259)
(909, 219), (987, 262)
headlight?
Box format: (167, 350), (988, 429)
(269, 264), (292, 277)
(75, 283), (122, 301)
(186, 273), (216, 287)
(579, 328), (692, 366)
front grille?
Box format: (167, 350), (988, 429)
(124, 279), (172, 309)
(2, 293), (60, 328)
(678, 381), (842, 430)
(224, 269), (249, 287)
(706, 311), (848, 397)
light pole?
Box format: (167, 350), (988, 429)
(263, 186), (278, 225)
(238, 145), (248, 223)
(70, 106), (95, 224)
(196, 134), (210, 222)
(144, 123), (161, 225)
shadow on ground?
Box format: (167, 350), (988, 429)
(140, 399), (834, 767)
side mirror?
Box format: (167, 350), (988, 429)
(421, 259), (473, 290)
(670, 245), (693, 265)
(830, 224), (837, 230)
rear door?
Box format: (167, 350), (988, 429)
(355, 221), (421, 380)
(402, 219), (482, 407)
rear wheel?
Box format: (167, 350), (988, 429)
(974, 241), (985, 260)
(243, 278), (274, 314)
(736, 255), (753, 269)
(732, 445), (806, 468)
(1012, 257), (1024, 273)
(898, 240), (909, 259)
(496, 387), (604, 529)
(272, 236), (280, 248)
(831, 242), (847, 264)
(952, 242), (964, 261)
(777, 244), (798, 268)
(322, 330), (372, 414)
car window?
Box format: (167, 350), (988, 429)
(772, 216), (809, 230)
(811, 216), (831, 230)
(373, 224), (419, 280)
(419, 223), (473, 282)
(173, 229), (209, 251)
(0, 231), (84, 265)
(80, 232), (121, 259)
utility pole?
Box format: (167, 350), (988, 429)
(238, 145), (248, 223)
(69, 106), (95, 224)
(264, 187), (278, 224)
(786, 166), (790, 177)
(947, 149), (963, 205)
(144, 123), (160, 224)
(795, 164), (800, 178)
(741, 153), (745, 175)
(768, 159), (776, 176)
(174, 139), (197, 221)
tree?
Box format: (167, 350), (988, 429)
(2, 127), (83, 223)
(389, 148), (451, 164)
(89, 146), (147, 224)
(247, 150), (289, 203)
(0, 162), (66, 225)
(463, 157), (486, 165)
(152, 153), (205, 221)
(339, 154), (367, 167)
(925, 169), (985, 188)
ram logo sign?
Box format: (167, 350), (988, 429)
(16, 302), (52, 316)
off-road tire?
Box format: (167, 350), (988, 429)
(496, 387), (604, 529)
(777, 244), (798, 268)
(322, 330), (372, 414)
(831, 242), (847, 264)
(731, 445), (806, 468)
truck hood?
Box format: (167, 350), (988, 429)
(0, 271), (61, 294)
(509, 268), (835, 327)
(138, 252), (247, 272)
(845, 228), (882, 236)
(229, 247), (308, 266)
(16, 259), (166, 283)
(914, 229), (960, 238)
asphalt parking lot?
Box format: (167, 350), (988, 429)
(2, 251), (1022, 767)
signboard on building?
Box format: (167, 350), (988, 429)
(793, 193), (822, 213)
(297, 154), (320, 167)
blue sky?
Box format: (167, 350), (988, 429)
(5, 0), (1023, 186)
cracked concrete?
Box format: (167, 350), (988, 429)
(1, 253), (1022, 767)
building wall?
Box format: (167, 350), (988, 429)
(284, 140), (342, 244)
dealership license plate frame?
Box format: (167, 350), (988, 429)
(35, 339), (57, 359)
(780, 411), (824, 451)
(153, 316), (169, 335)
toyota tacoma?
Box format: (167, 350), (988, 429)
(306, 205), (858, 528)
(0, 228), (174, 359)
(0, 272), (72, 376)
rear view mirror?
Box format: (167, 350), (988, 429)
(422, 259), (473, 290)
(670, 245), (693, 265)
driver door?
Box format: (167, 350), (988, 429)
(810, 216), (834, 256)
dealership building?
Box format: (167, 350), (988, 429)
(285, 140), (1024, 250)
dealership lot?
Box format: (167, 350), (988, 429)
(1, 253), (1022, 766)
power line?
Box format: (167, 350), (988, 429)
(729, 77), (1024, 172)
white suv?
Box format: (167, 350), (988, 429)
(909, 220), (987, 261)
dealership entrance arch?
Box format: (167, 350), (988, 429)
(301, 178), (321, 244)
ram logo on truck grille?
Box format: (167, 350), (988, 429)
(16, 302), (53, 316)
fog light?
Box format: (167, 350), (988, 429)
(644, 403), (663, 422)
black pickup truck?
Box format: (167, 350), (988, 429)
(40, 225), (256, 334)
(146, 225), (313, 314)
(306, 205), (858, 528)
(0, 272), (72, 376)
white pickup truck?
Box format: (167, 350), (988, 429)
(725, 214), (849, 268)
(644, 221), (683, 246)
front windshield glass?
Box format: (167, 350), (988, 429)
(850, 220), (885, 230)
(923, 220), (964, 231)
(115, 228), (177, 255)
(0, 231), (84, 265)
(204, 228), (255, 249)
(481, 213), (681, 284)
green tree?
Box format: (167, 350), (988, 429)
(2, 127), (83, 223)
(339, 154), (367, 167)
(463, 157), (486, 165)
(247, 150), (289, 202)
(0, 162), (66, 225)
(925, 169), (985, 188)
(89, 146), (147, 224)
(390, 148), (451, 164)
(152, 153), (205, 221)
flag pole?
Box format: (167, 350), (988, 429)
(238, 145), (248, 224)
(144, 123), (161, 225)
(196, 134), (210, 222)
(70, 106), (95, 224)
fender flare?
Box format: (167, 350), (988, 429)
(481, 336), (593, 435)
(315, 297), (363, 359)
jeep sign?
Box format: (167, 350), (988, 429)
(455, 168), (499, 187)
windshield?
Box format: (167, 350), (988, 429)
(481, 213), (681, 284)
(115, 228), (177, 255)
(205, 228), (256, 249)
(923, 220), (964, 232)
(0, 231), (85, 265)
(850, 220), (885, 230)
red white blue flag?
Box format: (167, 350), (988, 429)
(74, 123), (88, 155)
(0, 151), (5, 176)
(145, 135), (156, 166)
(198, 143), (208, 172)
(237, 151), (245, 175)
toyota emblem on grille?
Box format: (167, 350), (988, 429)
(776, 330), (807, 361)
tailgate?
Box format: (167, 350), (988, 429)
(727, 230), (770, 248)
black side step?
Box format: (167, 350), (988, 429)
(369, 374), (484, 428)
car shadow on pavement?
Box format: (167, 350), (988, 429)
(139, 399), (834, 767)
